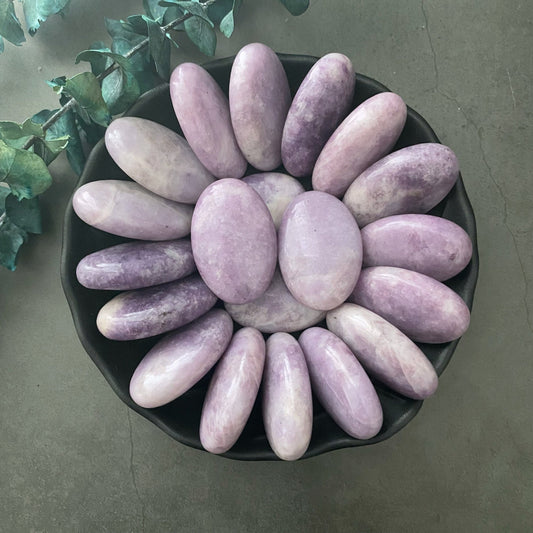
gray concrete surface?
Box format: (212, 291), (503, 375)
(1, 1), (532, 531)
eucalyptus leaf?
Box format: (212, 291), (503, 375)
(0, 118), (43, 149)
(102, 68), (141, 115)
(62, 72), (111, 127)
(220, 0), (241, 38)
(5, 194), (42, 233)
(279, 0), (309, 16)
(76, 48), (140, 73)
(21, 0), (71, 36)
(206, 0), (232, 26)
(0, 215), (27, 270)
(0, 0), (26, 47)
(160, 1), (213, 26)
(143, 0), (167, 22)
(162, 5), (185, 29)
(0, 139), (52, 199)
(105, 17), (149, 65)
(127, 14), (149, 35)
(143, 15), (170, 80)
(184, 14), (216, 56)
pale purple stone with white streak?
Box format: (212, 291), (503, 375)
(361, 214), (473, 281)
(225, 269), (325, 333)
(104, 117), (214, 203)
(262, 333), (313, 461)
(170, 63), (247, 179)
(312, 92), (407, 197)
(200, 328), (265, 454)
(96, 275), (217, 341)
(343, 143), (459, 227)
(278, 191), (362, 311)
(191, 179), (277, 304)
(229, 43), (291, 171)
(72, 180), (193, 240)
(129, 309), (233, 409)
(242, 173), (304, 229)
(326, 303), (438, 400)
(76, 239), (195, 290)
(350, 266), (470, 343)
(299, 327), (383, 439)
(282, 53), (355, 177)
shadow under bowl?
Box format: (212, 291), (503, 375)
(61, 54), (479, 461)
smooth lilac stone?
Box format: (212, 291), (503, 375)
(282, 53), (355, 177)
(76, 239), (195, 290)
(262, 333), (313, 461)
(191, 179), (277, 304)
(200, 328), (266, 454)
(312, 92), (407, 197)
(229, 43), (291, 171)
(343, 143), (460, 227)
(299, 327), (383, 440)
(96, 274), (217, 341)
(104, 117), (214, 203)
(349, 266), (470, 344)
(361, 214), (473, 281)
(242, 173), (305, 229)
(278, 191), (363, 311)
(72, 180), (193, 240)
(326, 303), (438, 400)
(129, 309), (233, 409)
(225, 269), (325, 333)
(170, 63), (247, 179)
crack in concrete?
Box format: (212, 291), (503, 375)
(421, 0), (533, 334)
(127, 408), (146, 532)
(506, 68), (517, 110)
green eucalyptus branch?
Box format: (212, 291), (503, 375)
(0, 0), (310, 270)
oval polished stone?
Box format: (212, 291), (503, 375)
(299, 327), (383, 440)
(242, 173), (305, 229)
(282, 53), (355, 177)
(130, 309), (233, 409)
(326, 303), (438, 400)
(76, 239), (195, 290)
(229, 43), (291, 171)
(170, 63), (247, 179)
(262, 333), (313, 461)
(361, 214), (473, 281)
(96, 275), (217, 341)
(312, 92), (407, 197)
(225, 269), (325, 333)
(343, 143), (460, 227)
(350, 266), (470, 344)
(72, 180), (193, 240)
(105, 117), (214, 203)
(200, 327), (266, 454)
(191, 179), (277, 304)
(279, 191), (363, 311)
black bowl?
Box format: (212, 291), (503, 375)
(61, 54), (479, 460)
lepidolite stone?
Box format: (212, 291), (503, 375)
(73, 180), (193, 240)
(299, 327), (383, 440)
(361, 214), (473, 281)
(343, 143), (459, 227)
(282, 53), (355, 177)
(229, 43), (291, 171)
(326, 303), (438, 400)
(96, 275), (217, 341)
(312, 92), (407, 197)
(278, 191), (362, 311)
(200, 327), (266, 454)
(191, 179), (277, 304)
(225, 269), (325, 333)
(129, 309), (233, 409)
(170, 63), (247, 179)
(76, 239), (195, 290)
(350, 266), (470, 344)
(104, 117), (214, 203)
(242, 173), (304, 229)
(262, 333), (313, 461)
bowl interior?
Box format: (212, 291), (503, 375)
(61, 54), (479, 460)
